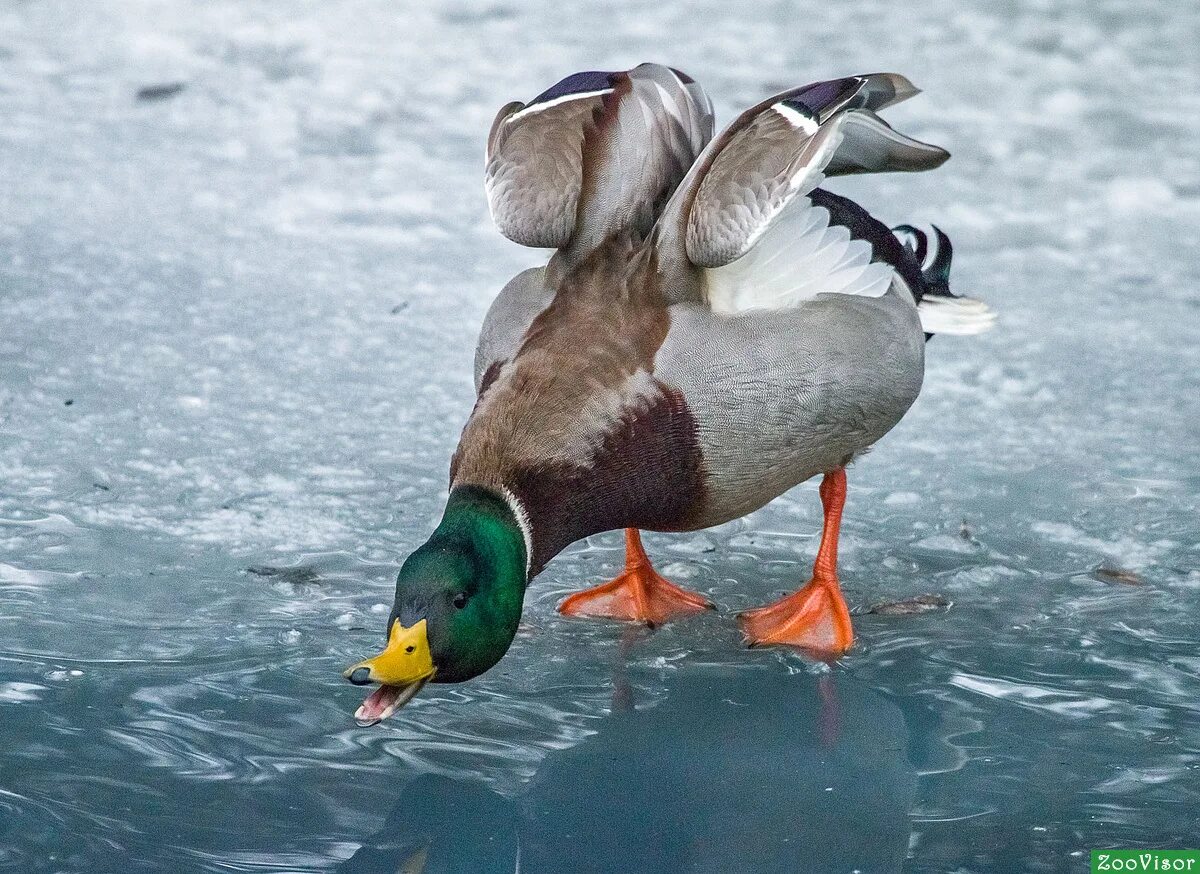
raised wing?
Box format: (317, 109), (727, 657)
(655, 74), (949, 311)
(485, 64), (713, 263)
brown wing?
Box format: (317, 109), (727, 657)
(484, 64), (714, 263)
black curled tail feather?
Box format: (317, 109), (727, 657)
(892, 223), (954, 298)
(893, 223), (994, 337)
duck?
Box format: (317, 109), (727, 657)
(344, 63), (994, 723)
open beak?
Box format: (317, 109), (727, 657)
(343, 618), (436, 725)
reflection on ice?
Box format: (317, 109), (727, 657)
(340, 667), (915, 874)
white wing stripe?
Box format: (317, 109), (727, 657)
(506, 88), (613, 123)
(771, 103), (819, 134)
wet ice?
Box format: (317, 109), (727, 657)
(2, 0), (1198, 871)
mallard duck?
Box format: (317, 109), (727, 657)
(345, 64), (993, 723)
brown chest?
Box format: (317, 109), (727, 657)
(450, 245), (710, 573)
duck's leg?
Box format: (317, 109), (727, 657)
(558, 529), (713, 625)
(738, 468), (854, 653)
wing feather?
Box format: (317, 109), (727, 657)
(656, 73), (949, 312)
(484, 64), (714, 259)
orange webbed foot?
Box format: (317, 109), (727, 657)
(739, 468), (855, 654)
(737, 575), (854, 653)
(558, 529), (713, 626)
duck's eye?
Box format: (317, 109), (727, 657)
(452, 592), (468, 609)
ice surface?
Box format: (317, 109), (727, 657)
(1, 1), (1198, 871)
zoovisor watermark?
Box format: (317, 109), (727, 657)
(1092, 851), (1200, 872)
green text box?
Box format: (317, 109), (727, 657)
(1092, 851), (1200, 872)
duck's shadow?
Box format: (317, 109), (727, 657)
(338, 656), (917, 874)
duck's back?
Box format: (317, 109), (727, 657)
(469, 208), (927, 537)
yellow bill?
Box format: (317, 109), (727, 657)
(343, 619), (437, 725)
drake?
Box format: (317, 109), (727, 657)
(344, 64), (993, 723)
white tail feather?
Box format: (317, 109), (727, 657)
(917, 295), (996, 335)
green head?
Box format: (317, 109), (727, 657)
(344, 486), (529, 723)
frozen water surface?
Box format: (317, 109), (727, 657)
(1, 1), (1198, 871)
